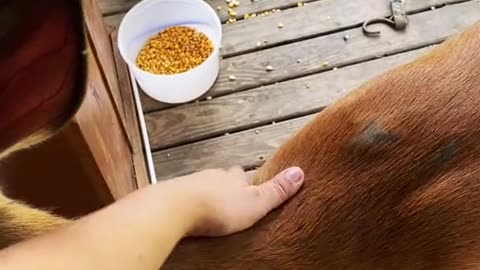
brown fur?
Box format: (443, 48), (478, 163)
(1, 5), (480, 270)
(0, 194), (68, 248)
(160, 21), (480, 270)
(0, 0), (84, 249)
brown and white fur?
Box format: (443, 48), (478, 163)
(2, 7), (480, 270)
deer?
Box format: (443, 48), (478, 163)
(1, 1), (480, 270)
(0, 0), (86, 248)
(160, 20), (480, 270)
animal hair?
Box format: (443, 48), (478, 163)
(160, 21), (480, 270)
(0, 0), (85, 249)
(0, 194), (68, 248)
(1, 6), (480, 270)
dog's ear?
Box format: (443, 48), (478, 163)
(0, 0), (87, 155)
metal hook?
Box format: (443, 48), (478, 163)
(362, 17), (397, 36)
(362, 0), (408, 37)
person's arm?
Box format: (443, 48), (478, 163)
(0, 166), (304, 270)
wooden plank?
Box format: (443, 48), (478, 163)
(153, 114), (316, 180)
(151, 47), (431, 179)
(221, 0), (466, 57)
(73, 44), (137, 200)
(100, 0), (319, 25)
(0, 130), (109, 217)
(98, 0), (139, 15)
(140, 0), (480, 113)
(103, 13), (125, 28)
(146, 47), (431, 150)
(83, 0), (127, 128)
(139, 85), (192, 114)
(212, 0), (319, 22)
(111, 29), (150, 189)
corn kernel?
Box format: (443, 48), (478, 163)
(135, 26), (213, 75)
(228, 8), (237, 16)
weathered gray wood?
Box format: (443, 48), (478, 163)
(153, 114), (316, 180)
(221, 0), (466, 57)
(110, 29), (150, 188)
(206, 1), (480, 97)
(101, 0), (319, 27)
(146, 47), (431, 150)
(140, 1), (480, 113)
(104, 13), (124, 28)
(98, 0), (139, 15)
(150, 47), (433, 179)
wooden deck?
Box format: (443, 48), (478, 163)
(99, 0), (480, 181)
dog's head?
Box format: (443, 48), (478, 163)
(0, 0), (87, 157)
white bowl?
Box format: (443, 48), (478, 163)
(117, 0), (222, 104)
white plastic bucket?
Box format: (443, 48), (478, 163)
(117, 0), (222, 104)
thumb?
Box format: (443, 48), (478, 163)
(254, 167), (305, 214)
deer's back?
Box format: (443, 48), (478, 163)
(162, 22), (480, 270)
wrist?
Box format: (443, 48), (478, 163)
(148, 180), (207, 237)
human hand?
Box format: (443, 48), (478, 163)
(171, 166), (304, 237)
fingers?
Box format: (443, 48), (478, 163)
(254, 167), (304, 215)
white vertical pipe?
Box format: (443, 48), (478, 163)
(129, 69), (158, 184)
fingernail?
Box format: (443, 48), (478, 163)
(284, 167), (303, 184)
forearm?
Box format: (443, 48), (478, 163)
(0, 181), (196, 270)
(0, 166), (304, 270)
